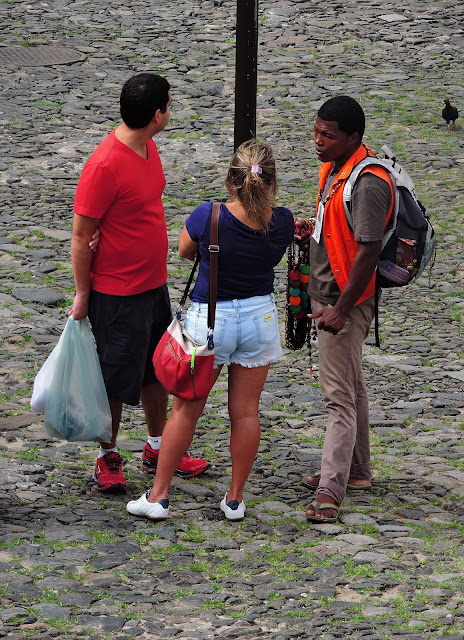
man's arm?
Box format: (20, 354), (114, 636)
(70, 213), (101, 320)
(309, 240), (381, 334)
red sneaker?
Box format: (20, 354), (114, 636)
(141, 443), (160, 473)
(94, 452), (126, 492)
(142, 443), (210, 478)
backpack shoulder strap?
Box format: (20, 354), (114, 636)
(343, 157), (391, 229)
(374, 280), (380, 348)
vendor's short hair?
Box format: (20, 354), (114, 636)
(318, 96), (365, 140)
(120, 73), (170, 129)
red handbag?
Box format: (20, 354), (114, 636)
(153, 204), (219, 401)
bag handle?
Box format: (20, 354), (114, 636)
(177, 255), (200, 314)
(177, 203), (220, 332)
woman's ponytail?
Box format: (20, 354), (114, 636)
(225, 140), (277, 234)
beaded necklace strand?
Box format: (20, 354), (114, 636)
(285, 217), (317, 378)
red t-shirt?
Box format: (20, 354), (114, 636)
(73, 130), (168, 296)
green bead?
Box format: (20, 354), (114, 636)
(300, 264), (310, 275)
(290, 304), (301, 313)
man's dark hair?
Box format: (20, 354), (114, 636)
(120, 73), (170, 129)
(318, 96), (365, 140)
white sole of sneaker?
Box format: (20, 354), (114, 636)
(126, 492), (169, 521)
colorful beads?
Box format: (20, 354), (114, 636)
(288, 264), (309, 315)
(286, 217), (316, 361)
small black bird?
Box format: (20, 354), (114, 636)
(442, 99), (459, 131)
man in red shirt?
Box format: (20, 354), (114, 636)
(71, 73), (209, 492)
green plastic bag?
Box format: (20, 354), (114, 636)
(43, 317), (111, 442)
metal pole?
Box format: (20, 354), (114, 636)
(234, 0), (258, 151)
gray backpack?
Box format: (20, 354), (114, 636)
(343, 145), (436, 344)
(343, 145), (436, 288)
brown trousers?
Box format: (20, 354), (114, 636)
(311, 296), (375, 505)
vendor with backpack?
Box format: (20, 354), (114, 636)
(296, 96), (394, 523)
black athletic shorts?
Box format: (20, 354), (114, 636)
(88, 285), (172, 406)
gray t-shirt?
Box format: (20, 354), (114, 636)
(309, 171), (392, 305)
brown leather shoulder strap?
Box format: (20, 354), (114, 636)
(177, 203), (219, 332)
(208, 203), (220, 330)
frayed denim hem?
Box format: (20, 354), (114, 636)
(218, 357), (281, 369)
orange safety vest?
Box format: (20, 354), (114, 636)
(315, 144), (394, 305)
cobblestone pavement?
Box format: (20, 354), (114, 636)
(0, 1), (463, 639)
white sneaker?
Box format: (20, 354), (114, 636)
(220, 493), (246, 521)
(126, 491), (169, 521)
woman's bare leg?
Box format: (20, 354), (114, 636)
(147, 366), (222, 502)
(226, 363), (270, 503)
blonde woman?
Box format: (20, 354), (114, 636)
(127, 140), (295, 521)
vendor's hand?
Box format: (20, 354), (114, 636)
(69, 293), (89, 320)
(294, 218), (312, 250)
(89, 228), (100, 252)
(308, 307), (348, 335)
(294, 230), (311, 250)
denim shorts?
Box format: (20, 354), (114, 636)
(184, 294), (282, 368)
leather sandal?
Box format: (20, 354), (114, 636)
(306, 499), (340, 524)
(303, 473), (371, 491)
